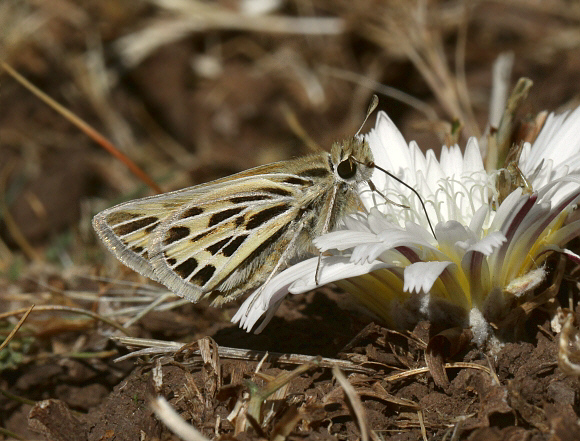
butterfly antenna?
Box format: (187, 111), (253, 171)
(354, 95), (436, 238)
(368, 163), (436, 239)
(356, 94), (379, 137)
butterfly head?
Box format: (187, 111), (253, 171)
(330, 137), (375, 184)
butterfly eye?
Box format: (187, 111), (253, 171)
(337, 159), (357, 179)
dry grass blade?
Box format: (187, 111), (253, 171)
(247, 359), (320, 424)
(0, 0), (46, 57)
(112, 336), (374, 372)
(279, 102), (322, 153)
(454, 5), (477, 139)
(270, 405), (302, 441)
(113, 337), (183, 355)
(485, 76), (534, 171)
(121, 292), (176, 328)
(152, 360), (164, 394)
(0, 305), (128, 335)
(73, 36), (136, 152)
(151, 396), (210, 441)
(0, 160), (39, 261)
(199, 337), (222, 399)
(558, 310), (580, 376)
(115, 0), (344, 67)
(418, 409), (428, 441)
(174, 337), (222, 399)
(0, 388), (37, 407)
(354, 383), (419, 410)
(197, 337), (220, 373)
(0, 304), (34, 352)
(320, 66), (438, 121)
(425, 342), (450, 389)
(0, 60), (162, 194)
(0, 427), (25, 441)
(384, 362), (492, 383)
(360, 2), (480, 137)
(332, 366), (368, 441)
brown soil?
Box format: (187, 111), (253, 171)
(1, 1), (580, 440)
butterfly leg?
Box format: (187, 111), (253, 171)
(244, 223), (306, 317)
(367, 180), (408, 208)
(314, 254), (323, 286)
(314, 185), (339, 285)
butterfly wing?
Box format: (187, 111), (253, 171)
(93, 157), (327, 302)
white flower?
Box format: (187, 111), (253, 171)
(233, 109), (580, 342)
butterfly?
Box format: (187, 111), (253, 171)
(93, 137), (376, 306)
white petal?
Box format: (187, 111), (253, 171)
(314, 230), (378, 252)
(424, 149), (446, 191)
(365, 111), (412, 195)
(468, 205), (490, 235)
(435, 220), (472, 258)
(538, 175), (580, 207)
(466, 231), (506, 255)
(370, 112), (412, 171)
(233, 257), (392, 332)
(525, 107), (580, 171)
(403, 261), (453, 293)
(351, 243), (386, 264)
(232, 258), (319, 332)
(560, 248), (580, 264)
(367, 207), (400, 234)
(343, 212), (371, 231)
(409, 141), (428, 178)
(488, 188), (524, 231)
(351, 227), (435, 264)
(405, 220), (437, 245)
(463, 138), (485, 174)
(439, 144), (464, 176)
(288, 256), (392, 293)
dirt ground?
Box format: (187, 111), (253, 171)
(2, 1), (580, 440)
